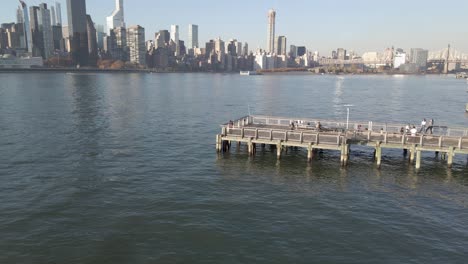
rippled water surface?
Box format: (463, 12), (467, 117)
(0, 73), (467, 263)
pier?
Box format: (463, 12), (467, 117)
(216, 115), (468, 169)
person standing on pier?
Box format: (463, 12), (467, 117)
(419, 118), (427, 133)
(426, 119), (434, 134)
(411, 126), (417, 136)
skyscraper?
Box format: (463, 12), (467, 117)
(267, 9), (276, 54)
(127, 25), (145, 65)
(86, 15), (98, 65)
(55, 2), (62, 25)
(19, 1), (32, 53)
(38, 3), (53, 59)
(188, 24), (198, 49)
(170, 25), (179, 44)
(107, 0), (125, 33)
(67, 0), (89, 65)
(275, 36), (286, 56)
(51, 5), (57, 26)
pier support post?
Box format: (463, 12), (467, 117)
(216, 135), (222, 153)
(448, 147), (454, 168)
(277, 142), (282, 160)
(375, 143), (382, 168)
(248, 138), (254, 156)
(307, 143), (313, 163)
(410, 146), (416, 163)
(415, 150), (422, 169)
(341, 144), (349, 167)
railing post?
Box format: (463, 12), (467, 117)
(316, 134), (320, 145)
(270, 130), (273, 141)
(459, 137), (463, 149)
(439, 136), (443, 147)
(300, 132), (304, 144)
(241, 128), (245, 139)
(420, 135), (424, 146)
(402, 134), (406, 145)
(384, 132), (388, 144)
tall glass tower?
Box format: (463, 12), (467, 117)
(267, 9), (276, 54)
(66, 0), (89, 66)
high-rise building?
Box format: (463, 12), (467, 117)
(409, 48), (428, 71)
(275, 36), (286, 55)
(38, 3), (53, 58)
(107, 0), (125, 34)
(188, 24), (198, 49)
(267, 9), (276, 54)
(29, 6), (42, 57)
(16, 6), (24, 24)
(86, 15), (98, 65)
(170, 25), (179, 44)
(243, 43), (249, 56)
(289, 45), (297, 57)
(19, 1), (32, 53)
(297, 46), (306, 57)
(52, 25), (62, 50)
(337, 48), (346, 60)
(96, 25), (106, 50)
(55, 2), (62, 25)
(67, 0), (89, 65)
(51, 5), (57, 26)
(127, 25), (145, 65)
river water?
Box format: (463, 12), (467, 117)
(0, 73), (467, 263)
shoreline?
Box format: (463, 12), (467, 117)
(0, 67), (457, 76)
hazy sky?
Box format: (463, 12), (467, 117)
(3, 0), (468, 55)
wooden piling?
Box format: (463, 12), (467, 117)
(277, 142), (282, 160)
(307, 143), (313, 162)
(448, 147), (454, 168)
(416, 150), (422, 169)
(376, 143), (382, 168)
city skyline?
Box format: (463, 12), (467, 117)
(1, 0), (468, 55)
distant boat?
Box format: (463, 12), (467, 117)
(240, 71), (261, 76)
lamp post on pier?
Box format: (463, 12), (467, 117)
(344, 104), (354, 130)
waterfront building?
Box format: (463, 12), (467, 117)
(254, 52), (266, 70)
(243, 43), (249, 56)
(127, 25), (145, 65)
(188, 24), (198, 49)
(110, 27), (128, 61)
(409, 48), (429, 71)
(275, 36), (287, 56)
(67, 0), (89, 66)
(107, 0), (125, 34)
(235, 41), (242, 57)
(267, 9), (276, 54)
(393, 49), (407, 69)
(155, 30), (170, 48)
(337, 48), (346, 60)
(0, 54), (43, 68)
(86, 15), (98, 65)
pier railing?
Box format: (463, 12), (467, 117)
(247, 115), (468, 137)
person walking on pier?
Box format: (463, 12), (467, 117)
(419, 118), (427, 133)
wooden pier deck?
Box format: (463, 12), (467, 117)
(216, 115), (468, 169)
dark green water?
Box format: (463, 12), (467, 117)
(0, 73), (467, 263)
